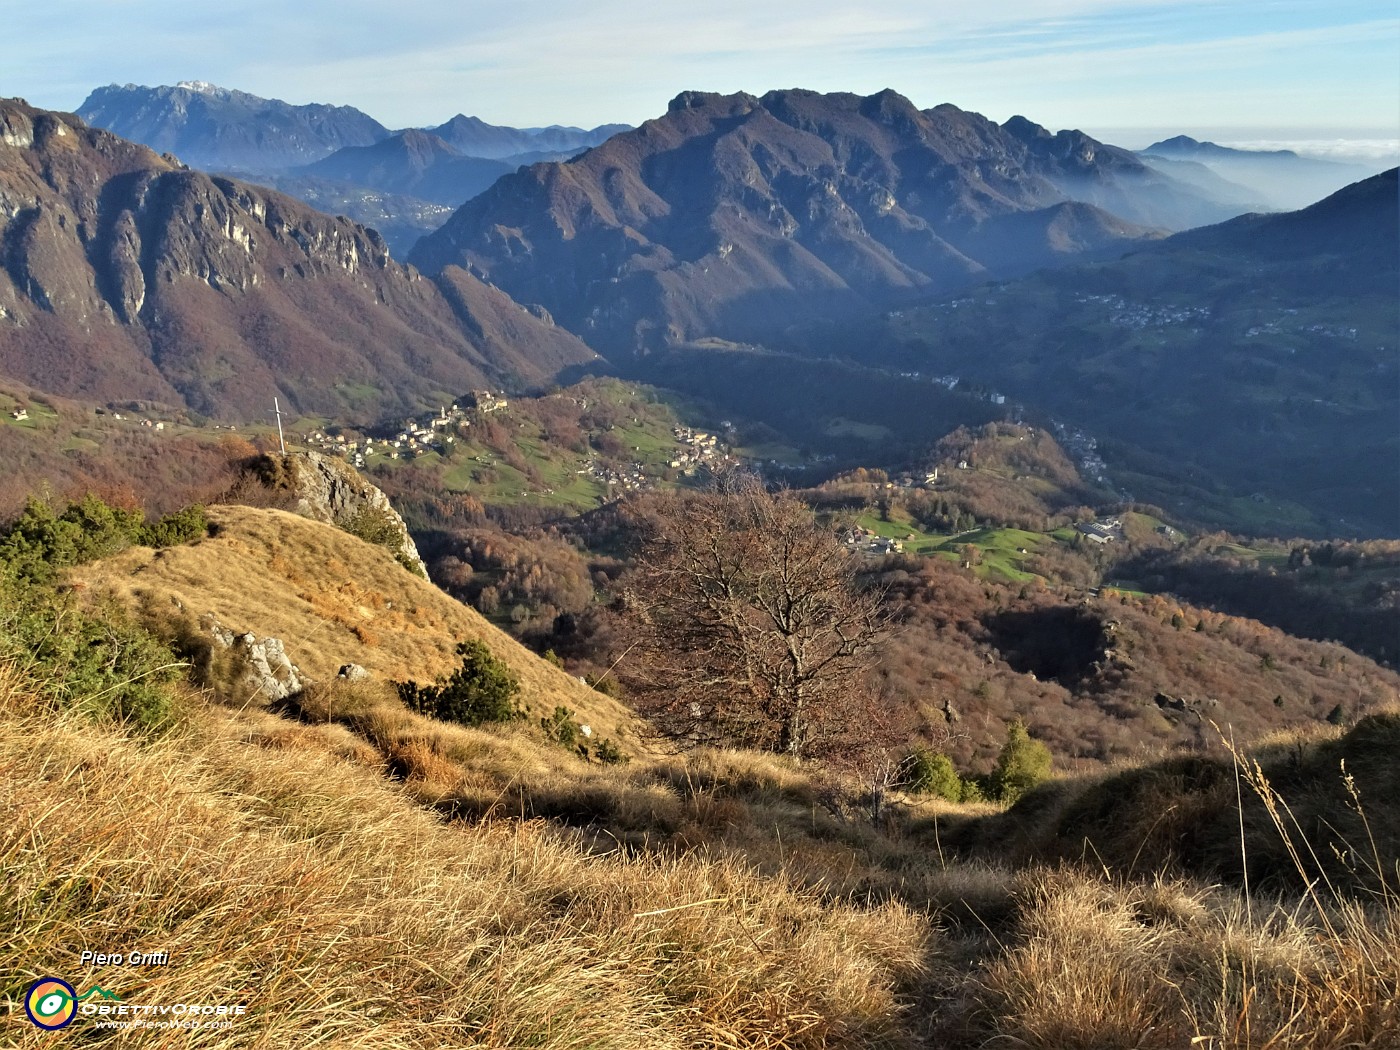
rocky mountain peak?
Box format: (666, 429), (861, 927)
(410, 87), (1235, 354)
(1002, 114), (1053, 142)
(0, 98), (597, 421)
(666, 90), (759, 116)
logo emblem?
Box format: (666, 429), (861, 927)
(25, 977), (77, 1030)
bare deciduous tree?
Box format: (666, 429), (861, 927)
(616, 472), (890, 759)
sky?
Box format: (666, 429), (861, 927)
(10, 0), (1399, 157)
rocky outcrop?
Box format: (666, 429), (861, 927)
(286, 450), (428, 577)
(204, 614), (306, 702)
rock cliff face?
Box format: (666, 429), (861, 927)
(0, 98), (598, 422)
(409, 88), (1236, 354)
(287, 450), (429, 578)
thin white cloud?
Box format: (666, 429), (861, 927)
(9, 0), (1398, 134)
(1218, 139), (1400, 165)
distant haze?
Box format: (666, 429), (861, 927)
(1214, 139), (1400, 168)
(1086, 128), (1400, 166)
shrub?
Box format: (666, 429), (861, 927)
(0, 495), (207, 584)
(249, 452), (301, 491)
(959, 778), (987, 804)
(137, 504), (208, 547)
(586, 672), (623, 699)
(0, 574), (183, 732)
(593, 738), (628, 765)
(0, 494), (142, 582)
(395, 640), (521, 727)
(989, 720), (1053, 803)
(338, 505), (424, 577)
(905, 748), (963, 801)
(541, 705), (580, 748)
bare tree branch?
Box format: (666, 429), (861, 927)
(615, 472), (892, 759)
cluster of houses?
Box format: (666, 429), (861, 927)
(1075, 292), (1210, 330)
(587, 461), (650, 494)
(893, 371), (1008, 406)
(579, 424), (737, 500)
(9, 407), (27, 421)
(839, 525), (906, 556)
(1051, 421), (1110, 485)
(303, 391), (511, 467)
(667, 426), (725, 473)
(886, 469), (942, 490)
(915, 296), (999, 315)
(1246, 320), (1357, 341)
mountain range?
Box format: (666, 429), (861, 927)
(77, 82), (628, 173)
(5, 86), (1395, 538)
(408, 88), (1246, 354)
(76, 83), (630, 256)
(846, 169), (1399, 535)
(0, 98), (595, 422)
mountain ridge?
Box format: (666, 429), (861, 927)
(0, 98), (598, 423)
(409, 87), (1241, 354)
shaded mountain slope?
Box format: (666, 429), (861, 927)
(862, 170), (1400, 535)
(299, 129), (515, 206)
(1167, 167), (1398, 277)
(410, 88), (1235, 353)
(0, 99), (597, 422)
(997, 115), (1241, 229)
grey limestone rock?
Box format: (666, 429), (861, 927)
(286, 449), (428, 577)
(204, 614), (307, 702)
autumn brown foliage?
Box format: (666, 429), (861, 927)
(617, 473), (890, 758)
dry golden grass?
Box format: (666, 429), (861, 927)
(4, 642), (1399, 1046)
(951, 868), (1400, 1048)
(13, 506), (1399, 1047)
(70, 504), (637, 744)
(1, 663), (928, 1048)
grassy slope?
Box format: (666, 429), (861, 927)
(367, 380), (691, 513)
(3, 633), (1397, 1046)
(0, 674), (925, 1048)
(0, 497), (1395, 1045)
(70, 505), (637, 745)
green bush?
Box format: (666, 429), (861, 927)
(988, 720), (1053, 803)
(541, 705), (580, 747)
(338, 505), (425, 577)
(585, 673), (623, 699)
(0, 495), (142, 582)
(593, 738), (628, 765)
(395, 640), (522, 727)
(905, 748), (963, 801)
(0, 495), (207, 584)
(959, 778), (986, 804)
(137, 505), (208, 547)
(0, 575), (183, 733)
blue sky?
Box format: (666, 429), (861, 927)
(10, 0), (1399, 146)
